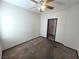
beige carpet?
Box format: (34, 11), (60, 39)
(2, 36), (78, 59)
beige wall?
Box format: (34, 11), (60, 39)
(40, 4), (79, 54)
(1, 2), (41, 50)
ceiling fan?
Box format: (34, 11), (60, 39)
(31, 0), (54, 12)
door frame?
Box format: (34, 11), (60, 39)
(47, 18), (58, 41)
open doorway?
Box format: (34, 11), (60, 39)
(47, 18), (57, 41)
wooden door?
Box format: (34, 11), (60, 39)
(47, 18), (57, 41)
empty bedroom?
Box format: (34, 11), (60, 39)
(0, 0), (79, 59)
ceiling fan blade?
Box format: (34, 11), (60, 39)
(31, 0), (38, 4)
(46, 5), (54, 9)
(45, 0), (54, 3)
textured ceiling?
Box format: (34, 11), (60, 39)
(2, 0), (79, 13)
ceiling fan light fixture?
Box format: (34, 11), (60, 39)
(31, 0), (54, 12)
(41, 5), (46, 11)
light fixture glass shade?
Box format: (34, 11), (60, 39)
(41, 5), (46, 11)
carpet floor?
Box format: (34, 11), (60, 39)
(2, 36), (78, 59)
